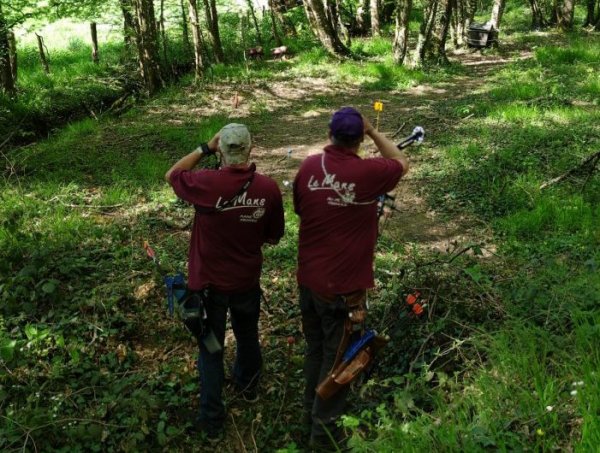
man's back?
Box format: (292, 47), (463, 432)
(294, 145), (403, 294)
(171, 165), (284, 292)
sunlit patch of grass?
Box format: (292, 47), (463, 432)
(499, 194), (598, 240)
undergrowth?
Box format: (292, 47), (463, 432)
(1, 23), (599, 453)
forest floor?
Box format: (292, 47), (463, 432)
(2, 30), (599, 453)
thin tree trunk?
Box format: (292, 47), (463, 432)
(528, 0), (547, 29)
(334, 0), (351, 44)
(247, 0), (263, 45)
(8, 29), (16, 82)
(268, 0), (283, 46)
(584, 0), (595, 26)
(188, 0), (204, 78)
(272, 0), (297, 36)
(90, 22), (99, 63)
(303, 0), (350, 57)
(159, 0), (169, 65)
(133, 0), (163, 94)
(202, 0), (224, 62)
(0, 3), (15, 94)
(120, 0), (136, 48)
(412, 0), (438, 67)
(370, 0), (380, 36)
(356, 0), (370, 35)
(393, 0), (412, 64)
(434, 0), (454, 64)
(556, 0), (575, 30)
(180, 0), (191, 54)
(489, 0), (505, 29)
(36, 34), (50, 74)
(463, 0), (477, 39)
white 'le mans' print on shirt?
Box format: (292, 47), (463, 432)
(214, 192), (267, 223)
(307, 154), (375, 206)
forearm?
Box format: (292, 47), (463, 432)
(165, 151), (203, 183)
(165, 137), (219, 183)
(367, 129), (410, 176)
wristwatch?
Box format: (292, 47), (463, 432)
(197, 143), (213, 155)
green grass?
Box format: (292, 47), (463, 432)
(346, 32), (600, 452)
(2, 19), (600, 453)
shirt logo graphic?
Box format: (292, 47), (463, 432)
(215, 192), (267, 211)
(307, 173), (357, 203)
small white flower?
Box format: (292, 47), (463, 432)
(546, 406), (554, 412)
(570, 390), (578, 396)
(283, 180), (290, 187)
(577, 381), (584, 386)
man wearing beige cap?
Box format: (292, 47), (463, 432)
(165, 123), (285, 442)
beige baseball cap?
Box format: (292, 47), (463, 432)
(219, 123), (251, 156)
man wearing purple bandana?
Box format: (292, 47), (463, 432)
(293, 107), (409, 449)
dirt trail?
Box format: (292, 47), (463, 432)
(224, 48), (526, 251)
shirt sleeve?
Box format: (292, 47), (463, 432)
(266, 183), (285, 242)
(357, 158), (403, 201)
(169, 168), (208, 206)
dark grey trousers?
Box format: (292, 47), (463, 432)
(300, 286), (351, 448)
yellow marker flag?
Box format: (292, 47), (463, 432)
(374, 101), (384, 130)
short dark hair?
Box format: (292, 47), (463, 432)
(331, 133), (363, 148)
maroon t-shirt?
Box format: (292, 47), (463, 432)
(293, 145), (403, 294)
(170, 165), (284, 293)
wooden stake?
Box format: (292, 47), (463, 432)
(90, 22), (99, 63)
(36, 33), (49, 74)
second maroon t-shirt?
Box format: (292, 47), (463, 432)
(293, 145), (403, 294)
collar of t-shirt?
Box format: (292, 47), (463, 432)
(323, 144), (361, 160)
(219, 162), (256, 174)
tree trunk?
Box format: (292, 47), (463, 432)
(133, 0), (163, 94)
(180, 0), (191, 54)
(90, 22), (99, 63)
(159, 0), (170, 67)
(325, 0), (349, 44)
(0, 3), (15, 95)
(268, 0), (283, 46)
(36, 34), (50, 74)
(584, 0), (596, 26)
(120, 0), (136, 48)
(8, 29), (16, 82)
(489, 0), (505, 29)
(202, 0), (224, 62)
(556, 0), (575, 30)
(247, 0), (263, 45)
(433, 0), (454, 64)
(334, 0), (351, 44)
(272, 0), (297, 36)
(188, 0), (205, 78)
(303, 0), (351, 57)
(528, 0), (547, 29)
(370, 0), (380, 36)
(393, 0), (412, 64)
(356, 0), (370, 35)
(412, 0), (438, 67)
(463, 0), (477, 41)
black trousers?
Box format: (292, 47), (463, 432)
(196, 286), (262, 431)
(300, 286), (351, 447)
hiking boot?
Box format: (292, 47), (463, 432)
(187, 418), (224, 445)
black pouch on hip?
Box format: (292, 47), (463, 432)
(177, 289), (222, 354)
